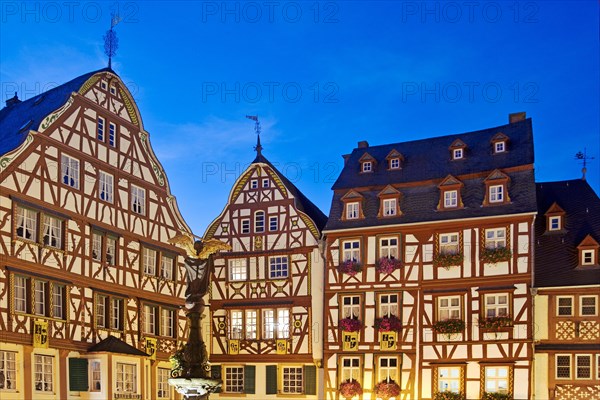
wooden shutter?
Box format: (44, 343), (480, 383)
(244, 365), (256, 394)
(266, 365), (278, 394)
(68, 358), (89, 391)
(304, 365), (317, 395)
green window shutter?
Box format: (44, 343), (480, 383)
(244, 365), (256, 394)
(211, 365), (222, 393)
(68, 358), (89, 391)
(304, 365), (317, 395)
(265, 365), (278, 394)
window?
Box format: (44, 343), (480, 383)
(97, 117), (105, 141)
(34, 354), (53, 392)
(341, 357), (361, 382)
(157, 367), (170, 398)
(390, 158), (400, 169)
(245, 310), (257, 340)
(230, 310), (243, 339)
(229, 259), (247, 281)
(495, 142), (505, 153)
(108, 122), (116, 146)
(92, 231), (117, 265)
(557, 297), (573, 316)
(161, 256), (174, 280)
(379, 237), (399, 260)
(378, 357), (399, 383)
(383, 198), (397, 216)
(263, 309), (275, 339)
(16, 205), (37, 241)
(438, 366), (461, 393)
(250, 180), (258, 189)
(143, 304), (175, 337)
(580, 296), (597, 316)
(346, 202), (359, 220)
(489, 185), (504, 203)
(262, 308), (290, 339)
(95, 293), (124, 330)
(241, 219), (250, 234)
(342, 240), (360, 262)
(144, 304), (157, 335)
(43, 214), (62, 248)
(101, 81), (107, 90)
(556, 355), (571, 379)
(439, 233), (459, 255)
(161, 308), (175, 337)
(453, 148), (463, 159)
(52, 284), (64, 319)
(262, 178), (270, 188)
(576, 355), (591, 379)
(277, 309), (290, 339)
(549, 216), (561, 231)
(116, 363), (136, 393)
(485, 228), (506, 249)
(269, 216), (278, 231)
(110, 85), (116, 95)
(0, 351), (16, 390)
(99, 171), (114, 203)
(282, 366), (303, 394)
(90, 360), (101, 391)
(484, 366), (509, 393)
(438, 296), (461, 320)
(12, 276), (64, 319)
(143, 248), (157, 276)
(34, 280), (46, 316)
(444, 190), (458, 208)
(14, 276), (27, 312)
(255, 211), (265, 233)
(342, 295), (361, 319)
(379, 294), (399, 318)
(61, 154), (80, 189)
(362, 161), (372, 172)
(582, 250), (595, 265)
(269, 256), (289, 279)
(484, 294), (509, 318)
(131, 185), (146, 215)
(224, 366), (244, 393)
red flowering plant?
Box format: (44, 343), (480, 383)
(374, 315), (402, 332)
(432, 319), (465, 334)
(339, 379), (363, 399)
(482, 392), (512, 400)
(480, 247), (512, 264)
(374, 379), (401, 400)
(339, 317), (363, 332)
(338, 260), (362, 276)
(433, 252), (464, 270)
(479, 315), (513, 330)
(434, 391), (466, 400)
(376, 257), (401, 274)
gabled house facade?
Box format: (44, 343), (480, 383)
(323, 114), (537, 400)
(533, 179), (600, 400)
(204, 143), (327, 399)
(0, 69), (191, 400)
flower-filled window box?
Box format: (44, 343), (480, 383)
(480, 247), (512, 264)
(479, 316), (513, 330)
(434, 391), (466, 400)
(374, 315), (402, 332)
(338, 260), (362, 276)
(432, 318), (465, 334)
(376, 257), (402, 274)
(482, 392), (513, 400)
(433, 253), (464, 270)
(339, 317), (363, 332)
(339, 379), (363, 399)
(374, 379), (401, 400)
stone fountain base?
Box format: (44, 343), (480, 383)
(168, 377), (222, 400)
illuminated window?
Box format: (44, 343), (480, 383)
(341, 357), (361, 382)
(89, 360), (101, 392)
(229, 259), (247, 281)
(484, 366), (509, 393)
(378, 357), (399, 383)
(157, 367), (170, 398)
(438, 366), (461, 393)
(437, 296), (461, 320)
(115, 363), (136, 393)
(282, 366), (303, 394)
(439, 233), (459, 255)
(0, 351), (17, 390)
(34, 355), (54, 392)
(224, 366), (244, 393)
(485, 228), (506, 249)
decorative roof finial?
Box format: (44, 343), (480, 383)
(575, 148), (595, 181)
(246, 115), (262, 156)
(104, 12), (121, 69)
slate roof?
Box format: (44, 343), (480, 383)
(325, 118), (537, 230)
(534, 179), (600, 288)
(88, 335), (148, 356)
(0, 68), (111, 156)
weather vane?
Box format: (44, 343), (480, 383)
(575, 148), (595, 181)
(104, 12), (122, 69)
(246, 115), (262, 155)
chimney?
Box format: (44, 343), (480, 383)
(357, 140), (369, 148)
(509, 112), (526, 123)
(5, 92), (21, 108)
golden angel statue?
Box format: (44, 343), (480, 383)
(168, 232), (231, 308)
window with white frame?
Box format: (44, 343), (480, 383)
(229, 259), (247, 281)
(549, 216), (561, 231)
(161, 255), (174, 280)
(556, 355), (571, 379)
(439, 233), (459, 255)
(90, 360), (101, 391)
(144, 304), (175, 338)
(580, 296), (597, 316)
(116, 362), (136, 393)
(263, 309), (275, 339)
(379, 237), (398, 260)
(14, 275), (27, 313)
(269, 216), (278, 231)
(342, 240), (360, 262)
(224, 366), (244, 393)
(342, 295), (361, 319)
(34, 280), (46, 316)
(277, 309), (290, 338)
(110, 85), (116, 95)
(484, 294), (509, 318)
(241, 219), (250, 234)
(438, 366), (461, 393)
(16, 205), (37, 241)
(13, 276), (64, 319)
(131, 185), (146, 215)
(157, 367), (170, 398)
(144, 304), (158, 335)
(582, 249), (595, 265)
(43, 214), (62, 248)
(495, 142), (505, 153)
(262, 178), (270, 188)
(485, 228), (506, 249)
(453, 148), (463, 159)
(379, 294), (399, 318)
(261, 308), (290, 339)
(383, 198), (397, 216)
(230, 310), (243, 339)
(362, 161), (372, 172)
(109, 122), (116, 146)
(92, 231), (117, 265)
(0, 350), (16, 390)
(34, 354), (53, 392)
(95, 293), (123, 330)
(378, 357), (398, 383)
(341, 357), (361, 382)
(484, 366), (509, 393)
(576, 355), (591, 379)
(444, 190), (458, 208)
(52, 284), (64, 319)
(438, 296), (461, 320)
(250, 180), (258, 189)
(346, 202), (359, 219)
(255, 211), (265, 233)
(161, 308), (175, 337)
(489, 185), (504, 203)
(282, 366), (303, 394)
(99, 171), (114, 203)
(61, 154), (80, 189)
(557, 296), (573, 316)
(390, 158), (400, 169)
(143, 248), (157, 276)
(245, 310), (257, 340)
(101, 81), (107, 90)
(269, 256), (289, 279)
(97, 117), (105, 141)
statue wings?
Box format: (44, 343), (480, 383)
(198, 239), (232, 259)
(168, 233), (231, 259)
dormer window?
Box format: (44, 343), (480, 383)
(437, 175), (463, 211)
(444, 190), (458, 208)
(545, 202), (565, 232)
(549, 216), (561, 231)
(386, 149), (404, 170)
(495, 142), (505, 153)
(582, 250), (595, 265)
(453, 149), (463, 159)
(491, 132), (509, 154)
(483, 170), (510, 206)
(359, 153), (376, 173)
(489, 185), (504, 203)
(346, 202), (359, 219)
(577, 235), (599, 267)
(449, 139), (467, 160)
(362, 162), (372, 173)
(378, 185), (402, 218)
(341, 190), (364, 221)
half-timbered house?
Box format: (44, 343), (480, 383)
(322, 113), (536, 400)
(533, 179), (600, 400)
(0, 68), (191, 400)
(203, 140), (327, 399)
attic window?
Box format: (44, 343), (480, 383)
(495, 142), (505, 153)
(549, 216), (561, 231)
(362, 162), (372, 173)
(437, 175), (463, 211)
(341, 190), (364, 221)
(577, 235), (599, 267)
(453, 149), (463, 160)
(582, 250), (595, 265)
(449, 139), (467, 161)
(385, 149), (404, 170)
(483, 170), (510, 206)
(378, 185), (402, 218)
(545, 202), (565, 233)
(101, 80), (107, 90)
(389, 158), (400, 169)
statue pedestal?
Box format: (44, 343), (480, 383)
(168, 377), (221, 400)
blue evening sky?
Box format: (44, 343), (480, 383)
(1, 1), (598, 235)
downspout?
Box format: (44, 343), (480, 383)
(530, 215), (536, 400)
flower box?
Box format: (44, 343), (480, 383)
(374, 379), (401, 400)
(339, 317), (363, 332)
(432, 318), (465, 334)
(339, 379), (363, 399)
(434, 391), (466, 400)
(482, 392), (513, 400)
(374, 315), (402, 332)
(338, 260), (362, 276)
(376, 257), (401, 274)
(433, 253), (464, 270)
(480, 247), (512, 264)
(479, 315), (513, 330)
